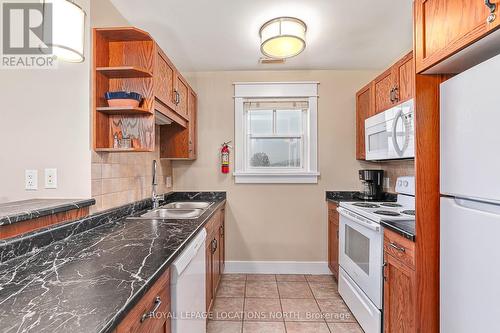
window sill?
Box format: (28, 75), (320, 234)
(233, 172), (320, 184)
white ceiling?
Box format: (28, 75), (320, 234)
(110, 0), (413, 72)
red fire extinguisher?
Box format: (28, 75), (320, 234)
(221, 141), (232, 174)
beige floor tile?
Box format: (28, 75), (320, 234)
(210, 297), (244, 321)
(316, 299), (356, 323)
(244, 298), (283, 322)
(285, 322), (331, 333)
(222, 274), (247, 281)
(246, 281), (279, 298)
(306, 274), (337, 283)
(277, 282), (314, 299)
(207, 320), (243, 333)
(276, 274), (306, 282)
(243, 321), (286, 333)
(281, 298), (323, 322)
(246, 274), (277, 281)
(309, 282), (341, 299)
(217, 280), (246, 298)
(327, 322), (364, 333)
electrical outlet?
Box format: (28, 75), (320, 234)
(45, 168), (57, 189)
(25, 169), (38, 190)
(166, 176), (172, 188)
(383, 177), (390, 189)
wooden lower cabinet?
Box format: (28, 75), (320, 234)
(117, 268), (171, 333)
(383, 229), (415, 333)
(205, 206), (226, 312)
(327, 202), (339, 280)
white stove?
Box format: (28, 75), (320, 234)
(337, 176), (415, 333)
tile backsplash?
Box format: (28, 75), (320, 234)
(91, 126), (173, 212)
(380, 160), (415, 192)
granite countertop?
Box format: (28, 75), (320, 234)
(326, 191), (397, 203)
(0, 198), (96, 226)
(381, 220), (416, 242)
(0, 192), (226, 333)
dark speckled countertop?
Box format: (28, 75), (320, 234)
(326, 191), (397, 203)
(0, 198), (96, 226)
(0, 192), (226, 333)
(381, 220), (416, 241)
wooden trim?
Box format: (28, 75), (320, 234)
(0, 207), (89, 240)
(414, 73), (450, 333)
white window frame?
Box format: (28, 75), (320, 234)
(233, 82), (320, 184)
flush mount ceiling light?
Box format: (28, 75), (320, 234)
(259, 17), (307, 59)
(42, 0), (86, 63)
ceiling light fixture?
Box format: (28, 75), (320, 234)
(42, 0), (86, 63)
(259, 17), (307, 59)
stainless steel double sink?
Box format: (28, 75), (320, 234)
(137, 201), (214, 220)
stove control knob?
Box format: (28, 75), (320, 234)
(404, 181), (408, 187)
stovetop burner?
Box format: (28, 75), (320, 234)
(401, 210), (415, 216)
(380, 203), (403, 208)
(353, 203), (380, 208)
(374, 210), (401, 216)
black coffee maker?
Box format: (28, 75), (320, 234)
(358, 170), (384, 200)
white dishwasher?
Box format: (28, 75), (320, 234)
(171, 228), (207, 333)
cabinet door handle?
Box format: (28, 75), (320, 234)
(485, 0), (497, 23)
(393, 86), (399, 103)
(389, 88), (395, 102)
(141, 296), (162, 322)
(383, 261), (388, 281)
(389, 242), (406, 252)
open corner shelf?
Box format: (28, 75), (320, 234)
(96, 66), (153, 78)
(96, 106), (152, 115)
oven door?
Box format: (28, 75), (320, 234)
(338, 207), (383, 308)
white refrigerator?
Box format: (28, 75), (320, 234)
(440, 53), (500, 332)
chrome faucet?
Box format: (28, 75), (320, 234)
(152, 160), (163, 209)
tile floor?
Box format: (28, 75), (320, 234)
(207, 274), (364, 333)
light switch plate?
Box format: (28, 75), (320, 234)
(45, 168), (57, 189)
(25, 169), (38, 190)
(166, 176), (172, 188)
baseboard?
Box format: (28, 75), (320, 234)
(224, 261), (331, 275)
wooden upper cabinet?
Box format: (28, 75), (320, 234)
(395, 53), (414, 103)
(374, 68), (395, 114)
(355, 83), (373, 160)
(175, 75), (189, 119)
(414, 0), (500, 73)
(155, 50), (177, 111)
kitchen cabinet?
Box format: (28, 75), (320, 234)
(117, 267), (171, 333)
(355, 83), (373, 160)
(155, 50), (177, 112)
(374, 52), (414, 114)
(383, 229), (415, 333)
(327, 202), (339, 281)
(205, 206), (226, 312)
(414, 0), (500, 73)
(159, 88), (198, 160)
(354, 51), (414, 160)
(374, 68), (395, 114)
(92, 27), (197, 158)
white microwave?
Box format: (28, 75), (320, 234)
(365, 99), (414, 161)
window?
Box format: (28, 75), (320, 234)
(234, 82), (319, 183)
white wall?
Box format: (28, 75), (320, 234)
(173, 70), (378, 262)
(0, 0), (91, 202)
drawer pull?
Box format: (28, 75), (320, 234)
(389, 242), (406, 253)
(141, 296), (162, 323)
